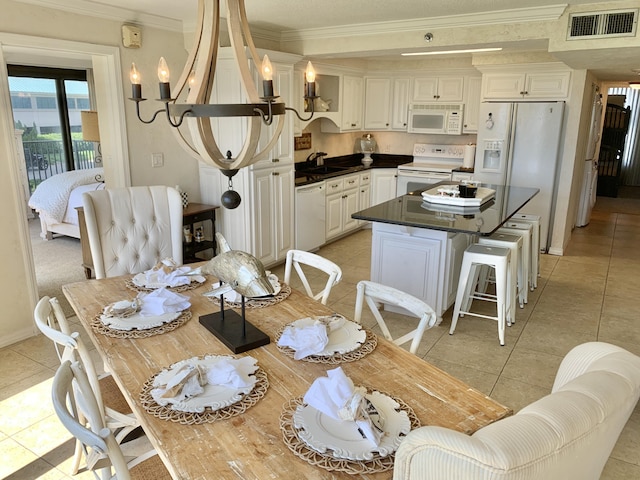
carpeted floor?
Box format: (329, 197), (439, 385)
(29, 217), (87, 316)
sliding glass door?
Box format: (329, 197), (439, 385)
(8, 65), (98, 193)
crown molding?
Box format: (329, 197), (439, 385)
(280, 5), (568, 42)
(13, 0), (184, 32)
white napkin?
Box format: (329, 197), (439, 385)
(303, 367), (382, 447)
(151, 356), (258, 403)
(277, 323), (329, 360)
(206, 357), (258, 389)
(137, 288), (190, 316)
(138, 258), (205, 288)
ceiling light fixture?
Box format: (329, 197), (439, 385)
(402, 47), (503, 56)
(128, 0), (317, 208)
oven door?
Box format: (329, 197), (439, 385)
(396, 169), (452, 196)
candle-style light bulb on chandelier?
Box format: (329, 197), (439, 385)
(128, 0), (317, 208)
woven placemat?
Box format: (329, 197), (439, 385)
(125, 278), (205, 293)
(279, 389), (420, 474)
(206, 283), (292, 309)
(275, 327), (377, 365)
(90, 310), (192, 339)
(139, 367), (269, 425)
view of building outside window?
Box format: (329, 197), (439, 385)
(9, 76), (99, 193)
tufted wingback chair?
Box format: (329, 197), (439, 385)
(81, 186), (183, 279)
(394, 342), (640, 480)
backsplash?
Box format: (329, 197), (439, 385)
(293, 118), (477, 163)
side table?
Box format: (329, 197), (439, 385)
(182, 203), (219, 264)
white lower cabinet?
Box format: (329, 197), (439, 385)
(370, 168), (398, 206)
(371, 222), (469, 321)
(251, 165), (295, 266)
(325, 174), (360, 241)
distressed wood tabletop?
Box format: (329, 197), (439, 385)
(63, 270), (511, 480)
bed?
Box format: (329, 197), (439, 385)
(28, 168), (105, 240)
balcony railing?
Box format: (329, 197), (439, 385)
(24, 139), (100, 194)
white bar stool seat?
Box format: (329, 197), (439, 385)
(511, 213), (541, 288)
(478, 232), (523, 326)
(450, 244), (512, 346)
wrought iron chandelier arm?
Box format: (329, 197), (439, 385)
(285, 98), (316, 122)
(133, 100), (165, 125)
(164, 105), (193, 128)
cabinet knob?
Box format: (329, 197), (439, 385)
(385, 123), (389, 126)
(403, 123), (407, 126)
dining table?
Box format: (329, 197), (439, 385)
(63, 268), (512, 479)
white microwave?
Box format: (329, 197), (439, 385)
(407, 103), (464, 135)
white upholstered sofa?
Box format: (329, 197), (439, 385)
(394, 342), (640, 480)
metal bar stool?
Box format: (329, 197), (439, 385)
(477, 232), (523, 326)
(497, 222), (533, 303)
(450, 244), (512, 346)
(510, 213), (541, 288)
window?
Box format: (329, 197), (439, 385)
(36, 96), (57, 109)
(10, 95), (31, 109)
(8, 65), (94, 193)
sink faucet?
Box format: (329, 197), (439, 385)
(306, 151), (327, 167)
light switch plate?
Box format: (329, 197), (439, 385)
(151, 153), (164, 167)
(122, 25), (142, 48)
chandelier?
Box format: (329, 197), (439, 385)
(128, 0), (317, 208)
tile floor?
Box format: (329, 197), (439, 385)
(2, 203), (640, 479)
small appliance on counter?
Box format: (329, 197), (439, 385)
(360, 133), (376, 167)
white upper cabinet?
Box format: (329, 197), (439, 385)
(364, 77), (392, 130)
(340, 75), (364, 131)
(480, 65), (571, 100)
(391, 77), (411, 130)
(463, 76), (482, 134)
(412, 76), (464, 102)
(364, 77), (412, 131)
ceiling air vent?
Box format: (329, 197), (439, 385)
(568, 9), (637, 39)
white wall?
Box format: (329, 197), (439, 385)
(0, 1), (199, 346)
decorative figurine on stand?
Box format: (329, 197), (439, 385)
(200, 233), (274, 353)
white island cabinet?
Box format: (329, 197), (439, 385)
(370, 222), (469, 321)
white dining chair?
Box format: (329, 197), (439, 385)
(283, 249), (343, 305)
(81, 185), (184, 279)
(34, 296), (139, 475)
(354, 280), (438, 354)
(52, 360), (171, 480)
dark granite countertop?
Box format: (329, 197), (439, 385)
(352, 182), (539, 236)
(294, 153), (412, 187)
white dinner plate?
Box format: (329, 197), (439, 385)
(99, 311), (181, 331)
(289, 316), (366, 356)
(293, 390), (411, 460)
(151, 356), (258, 413)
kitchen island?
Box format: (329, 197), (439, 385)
(352, 183), (538, 320)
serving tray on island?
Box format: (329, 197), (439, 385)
(421, 186), (495, 206)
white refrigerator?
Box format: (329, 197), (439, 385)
(474, 101), (565, 252)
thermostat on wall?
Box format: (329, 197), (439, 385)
(122, 25), (142, 49)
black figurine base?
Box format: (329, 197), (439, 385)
(199, 310), (270, 354)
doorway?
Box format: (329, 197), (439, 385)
(0, 34), (130, 340)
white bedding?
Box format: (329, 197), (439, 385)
(62, 182), (105, 225)
(28, 168), (104, 227)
